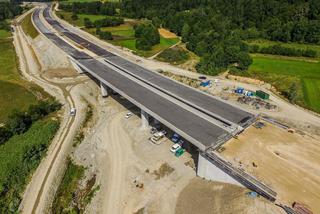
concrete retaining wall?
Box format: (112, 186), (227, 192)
(197, 153), (243, 187)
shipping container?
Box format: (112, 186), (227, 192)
(255, 90), (269, 100)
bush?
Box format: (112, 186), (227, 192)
(93, 16), (124, 28)
(136, 37), (152, 50)
(96, 28), (113, 40)
(71, 13), (78, 21)
(1, 100), (61, 144)
(134, 23), (160, 50)
(84, 18), (93, 28)
(156, 47), (189, 64)
(0, 127), (12, 145)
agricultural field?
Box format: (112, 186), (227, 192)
(56, 11), (180, 57)
(0, 118), (60, 212)
(0, 30), (42, 122)
(247, 39), (320, 58)
(246, 54), (320, 113)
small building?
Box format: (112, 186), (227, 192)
(255, 90), (269, 100)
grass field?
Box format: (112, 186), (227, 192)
(57, 11), (106, 27)
(111, 37), (180, 57)
(52, 158), (85, 213)
(0, 118), (59, 212)
(247, 39), (320, 58)
(57, 11), (180, 57)
(53, 157), (98, 213)
(247, 54), (320, 113)
(21, 12), (39, 39)
(0, 29), (10, 39)
(156, 46), (189, 65)
(0, 33), (41, 122)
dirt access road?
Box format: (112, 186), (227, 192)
(72, 96), (197, 214)
(13, 10), (92, 214)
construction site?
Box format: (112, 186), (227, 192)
(219, 119), (320, 213)
(6, 3), (320, 214)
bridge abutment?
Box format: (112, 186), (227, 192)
(197, 153), (243, 187)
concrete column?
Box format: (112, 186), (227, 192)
(154, 118), (160, 125)
(141, 110), (149, 129)
(100, 82), (109, 97)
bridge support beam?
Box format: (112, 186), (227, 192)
(141, 110), (149, 129)
(197, 153), (243, 187)
(100, 82), (109, 97)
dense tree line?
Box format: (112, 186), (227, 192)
(83, 16), (124, 29)
(134, 23), (160, 50)
(0, 1), (22, 30)
(249, 44), (318, 58)
(120, 0), (320, 74)
(0, 100), (61, 145)
(59, 1), (118, 16)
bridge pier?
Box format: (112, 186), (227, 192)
(100, 82), (109, 97)
(141, 110), (149, 129)
(154, 118), (160, 125)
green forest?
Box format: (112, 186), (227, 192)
(120, 0), (320, 74)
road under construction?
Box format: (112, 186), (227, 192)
(32, 4), (277, 203)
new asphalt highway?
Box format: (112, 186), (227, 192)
(33, 7), (255, 151)
(42, 6), (255, 130)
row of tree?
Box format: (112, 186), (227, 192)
(0, 100), (61, 145)
(0, 1), (22, 21)
(0, 1), (22, 30)
(249, 44), (318, 58)
(83, 16), (123, 29)
(59, 1), (118, 16)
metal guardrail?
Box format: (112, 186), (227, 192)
(204, 149), (277, 202)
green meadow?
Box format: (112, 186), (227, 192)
(247, 54), (320, 113)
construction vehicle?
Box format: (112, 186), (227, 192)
(175, 148), (185, 157)
(150, 130), (166, 143)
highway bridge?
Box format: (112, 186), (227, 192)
(33, 6), (255, 151)
(32, 6), (277, 202)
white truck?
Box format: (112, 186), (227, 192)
(150, 130), (166, 144)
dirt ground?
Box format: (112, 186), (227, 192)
(158, 28), (177, 38)
(175, 178), (284, 214)
(43, 68), (78, 79)
(73, 95), (197, 214)
(220, 120), (320, 213)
